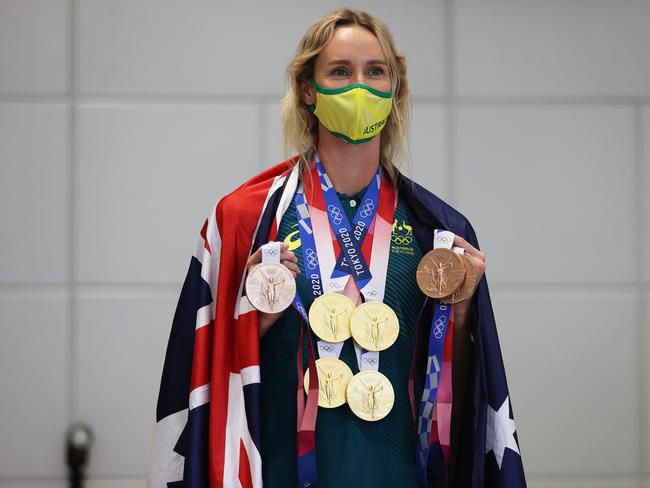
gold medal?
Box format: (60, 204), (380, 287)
(349, 301), (399, 352)
(303, 357), (353, 408)
(416, 248), (465, 298)
(308, 292), (355, 342)
(245, 263), (296, 313)
(442, 254), (479, 304)
(346, 370), (395, 421)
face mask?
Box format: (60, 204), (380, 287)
(308, 78), (393, 144)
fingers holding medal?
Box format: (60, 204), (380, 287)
(453, 234), (486, 280)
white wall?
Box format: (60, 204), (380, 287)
(0, 1), (648, 487)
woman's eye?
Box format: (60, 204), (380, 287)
(332, 67), (349, 77)
(369, 66), (385, 76)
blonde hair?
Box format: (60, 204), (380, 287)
(280, 8), (410, 185)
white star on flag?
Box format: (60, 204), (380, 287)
(486, 395), (520, 469)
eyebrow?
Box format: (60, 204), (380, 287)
(326, 59), (387, 65)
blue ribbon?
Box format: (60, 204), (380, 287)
(290, 189), (323, 337)
(292, 191), (321, 488)
(296, 449), (317, 488)
(294, 191), (324, 303)
(315, 160), (379, 290)
(415, 300), (451, 487)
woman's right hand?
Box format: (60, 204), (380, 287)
(246, 241), (300, 337)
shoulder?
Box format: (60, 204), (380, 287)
(396, 172), (480, 248)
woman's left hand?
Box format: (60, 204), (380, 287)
(449, 235), (485, 435)
(451, 235), (486, 324)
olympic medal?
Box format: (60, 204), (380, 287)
(303, 358), (353, 408)
(346, 370), (395, 421)
(350, 301), (399, 352)
(416, 248), (465, 299)
(245, 263), (296, 313)
(442, 254), (479, 304)
(308, 292), (355, 342)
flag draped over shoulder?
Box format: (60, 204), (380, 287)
(149, 159), (526, 487)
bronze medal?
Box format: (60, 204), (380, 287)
(303, 357), (353, 408)
(346, 370), (395, 421)
(416, 248), (465, 298)
(245, 262), (296, 313)
(349, 301), (399, 352)
(442, 254), (479, 304)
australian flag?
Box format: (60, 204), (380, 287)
(149, 159), (526, 487)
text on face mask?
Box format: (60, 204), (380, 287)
(362, 119), (386, 135)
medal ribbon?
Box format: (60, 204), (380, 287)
(294, 304), (319, 488)
(294, 188), (344, 359)
(260, 241), (282, 263)
(415, 230), (456, 487)
(295, 191), (325, 301)
(314, 160), (379, 290)
(289, 199), (321, 488)
(326, 167), (380, 279)
(303, 157), (396, 372)
(292, 181), (358, 488)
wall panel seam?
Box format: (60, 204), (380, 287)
(68, 0), (79, 426)
(443, 0), (455, 208)
(636, 104), (648, 480)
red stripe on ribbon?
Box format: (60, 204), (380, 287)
(296, 318), (319, 456)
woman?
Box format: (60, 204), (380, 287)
(151, 8), (525, 488)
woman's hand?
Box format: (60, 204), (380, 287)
(246, 242), (300, 337)
(449, 235), (485, 446)
(451, 235), (486, 325)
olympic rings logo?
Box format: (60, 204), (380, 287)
(360, 199), (376, 218)
(305, 248), (319, 270)
(435, 235), (452, 245)
(264, 248), (279, 256)
(319, 344), (335, 353)
(363, 357), (378, 365)
(327, 205), (343, 225)
(366, 290), (377, 297)
(392, 235), (413, 245)
(433, 316), (446, 339)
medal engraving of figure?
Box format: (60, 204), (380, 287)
(346, 370), (395, 421)
(304, 357), (353, 408)
(442, 253), (479, 304)
(350, 302), (399, 352)
(416, 248), (465, 298)
(309, 292), (355, 343)
(245, 242), (296, 313)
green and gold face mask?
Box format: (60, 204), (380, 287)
(308, 78), (393, 144)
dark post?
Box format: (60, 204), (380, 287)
(66, 423), (93, 488)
